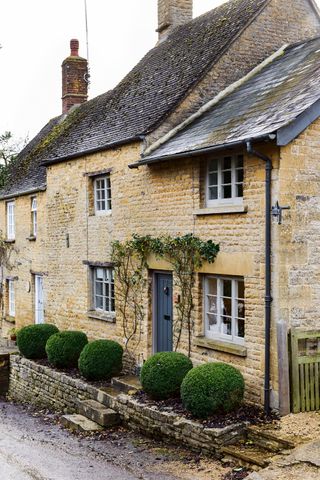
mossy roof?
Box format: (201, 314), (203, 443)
(0, 0), (269, 198)
(141, 36), (320, 162)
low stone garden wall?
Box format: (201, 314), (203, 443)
(8, 355), (246, 455)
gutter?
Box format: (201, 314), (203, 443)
(0, 185), (47, 201)
(41, 135), (145, 167)
(246, 141), (272, 416)
(129, 134), (274, 168)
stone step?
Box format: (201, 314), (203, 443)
(78, 399), (120, 427)
(96, 385), (122, 408)
(61, 414), (104, 433)
(111, 375), (142, 394)
(247, 425), (296, 453)
(220, 443), (275, 469)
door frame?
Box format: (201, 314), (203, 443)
(152, 270), (173, 354)
(34, 274), (44, 324)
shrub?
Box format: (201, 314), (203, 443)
(140, 352), (193, 400)
(181, 362), (245, 418)
(46, 331), (88, 368)
(79, 339), (123, 381)
(16, 324), (59, 359)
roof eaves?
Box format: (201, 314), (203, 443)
(42, 135), (145, 166)
(129, 134), (274, 168)
(277, 97), (320, 146)
(0, 184), (47, 201)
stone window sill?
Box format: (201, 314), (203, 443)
(87, 311), (116, 323)
(27, 235), (36, 242)
(4, 239), (15, 244)
(193, 205), (248, 216)
(194, 336), (247, 357)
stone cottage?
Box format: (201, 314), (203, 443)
(1, 0), (320, 413)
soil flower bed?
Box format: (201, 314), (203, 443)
(134, 391), (277, 429)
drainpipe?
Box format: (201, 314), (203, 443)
(246, 141), (272, 416)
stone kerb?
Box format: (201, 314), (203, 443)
(8, 355), (246, 454)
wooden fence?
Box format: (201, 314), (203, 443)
(290, 328), (320, 413)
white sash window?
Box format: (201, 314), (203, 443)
(7, 201), (15, 240)
(204, 275), (245, 345)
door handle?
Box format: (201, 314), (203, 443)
(164, 315), (171, 321)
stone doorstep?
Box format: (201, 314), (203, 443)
(246, 425), (296, 452)
(111, 375), (142, 394)
(78, 399), (120, 427)
(61, 414), (104, 433)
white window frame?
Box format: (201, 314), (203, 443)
(8, 280), (15, 317)
(31, 197), (37, 237)
(94, 174), (112, 214)
(206, 154), (244, 207)
(204, 275), (245, 345)
(6, 201), (15, 240)
(92, 267), (115, 314)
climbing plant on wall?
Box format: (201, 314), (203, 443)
(111, 234), (219, 356)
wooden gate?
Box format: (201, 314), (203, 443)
(290, 328), (320, 413)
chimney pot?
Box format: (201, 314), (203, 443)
(70, 39), (79, 56)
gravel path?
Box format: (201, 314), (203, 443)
(0, 400), (232, 480)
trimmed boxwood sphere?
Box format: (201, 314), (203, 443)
(79, 339), (123, 380)
(46, 331), (88, 368)
(181, 362), (245, 418)
(16, 324), (59, 359)
(140, 352), (193, 400)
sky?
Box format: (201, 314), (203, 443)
(0, 0), (223, 141)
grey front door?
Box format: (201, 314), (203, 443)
(155, 273), (173, 352)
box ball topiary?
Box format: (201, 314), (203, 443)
(78, 339), (123, 381)
(140, 352), (193, 400)
(16, 324), (59, 359)
(181, 362), (245, 418)
(46, 331), (88, 369)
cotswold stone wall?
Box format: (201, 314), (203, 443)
(8, 356), (245, 454)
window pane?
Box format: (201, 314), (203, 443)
(207, 277), (217, 295)
(237, 300), (245, 318)
(222, 170), (231, 184)
(237, 318), (245, 338)
(207, 313), (218, 332)
(223, 279), (232, 297)
(238, 280), (245, 299)
(236, 169), (243, 183)
(209, 186), (218, 200)
(207, 295), (217, 314)
(96, 268), (104, 280)
(209, 172), (218, 186)
(221, 316), (232, 335)
(95, 281), (103, 296)
(221, 297), (232, 317)
(223, 157), (232, 169)
(236, 184), (243, 197)
(236, 155), (244, 168)
(222, 185), (232, 198)
(209, 159), (218, 171)
(95, 295), (103, 310)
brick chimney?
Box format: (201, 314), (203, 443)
(157, 0), (193, 41)
(61, 39), (88, 114)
